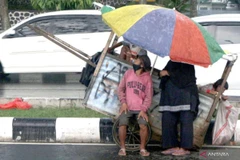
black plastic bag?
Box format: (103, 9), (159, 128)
(79, 51), (102, 87)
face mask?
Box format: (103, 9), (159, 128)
(132, 64), (142, 72)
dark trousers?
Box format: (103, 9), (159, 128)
(162, 111), (194, 149)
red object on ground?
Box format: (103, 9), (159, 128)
(0, 98), (32, 110)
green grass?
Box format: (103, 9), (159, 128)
(0, 108), (108, 118)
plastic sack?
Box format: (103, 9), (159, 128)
(15, 101), (32, 110)
(0, 98), (32, 110)
(212, 100), (238, 145)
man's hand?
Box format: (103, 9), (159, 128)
(122, 47), (131, 57)
(160, 70), (169, 77)
(222, 95), (228, 101)
(119, 103), (128, 114)
(138, 111), (148, 122)
(107, 47), (113, 53)
(209, 91), (228, 100)
(209, 90), (218, 95)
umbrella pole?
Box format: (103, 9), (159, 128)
(150, 55), (158, 75)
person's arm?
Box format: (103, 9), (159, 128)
(199, 84), (219, 96)
(159, 61), (171, 77)
(159, 70), (169, 77)
(221, 95), (228, 101)
(117, 71), (128, 105)
(199, 84), (228, 100)
(108, 41), (124, 52)
(140, 79), (153, 112)
(138, 79), (153, 122)
(199, 84), (212, 93)
(118, 71), (130, 114)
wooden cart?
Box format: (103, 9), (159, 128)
(29, 25), (238, 151)
(84, 31), (238, 151)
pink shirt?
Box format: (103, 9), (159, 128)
(118, 69), (153, 112)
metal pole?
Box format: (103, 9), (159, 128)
(150, 55), (158, 75)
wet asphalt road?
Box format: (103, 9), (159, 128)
(0, 143), (196, 160)
(1, 143), (239, 160)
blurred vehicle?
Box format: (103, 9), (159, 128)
(0, 10), (111, 74)
(1, 10), (240, 96)
(192, 14), (240, 96)
(226, 0), (239, 10)
(192, 14), (240, 47)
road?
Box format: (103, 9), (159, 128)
(0, 143), (240, 160)
(0, 143), (195, 160)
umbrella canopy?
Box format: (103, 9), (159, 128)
(102, 4), (226, 67)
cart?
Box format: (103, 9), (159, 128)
(84, 32), (238, 151)
(28, 25), (238, 151)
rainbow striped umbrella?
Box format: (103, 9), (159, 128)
(102, 5), (226, 67)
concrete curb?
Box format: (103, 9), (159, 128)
(0, 117), (114, 143)
(1, 117), (239, 145)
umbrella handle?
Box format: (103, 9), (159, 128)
(150, 55), (158, 75)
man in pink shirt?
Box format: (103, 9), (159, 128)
(117, 49), (153, 156)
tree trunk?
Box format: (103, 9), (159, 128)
(139, 0), (147, 4)
(190, 0), (198, 18)
(0, 0), (10, 30)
